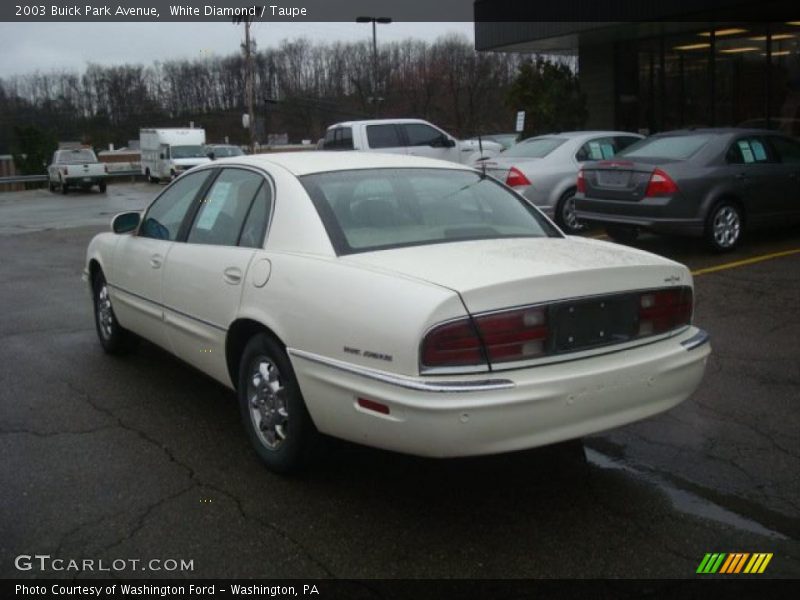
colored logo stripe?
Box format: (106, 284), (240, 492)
(719, 553), (749, 573)
(697, 553), (773, 574)
(744, 553), (773, 574)
(697, 553), (726, 574)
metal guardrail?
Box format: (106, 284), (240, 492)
(0, 170), (142, 187)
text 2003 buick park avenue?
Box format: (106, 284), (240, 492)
(83, 152), (710, 473)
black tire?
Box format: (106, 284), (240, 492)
(605, 225), (639, 244)
(238, 333), (319, 474)
(554, 189), (585, 234)
(146, 169), (158, 184)
(98, 181), (107, 193)
(48, 181), (56, 192)
(705, 201), (743, 252)
(60, 179), (68, 195)
(92, 271), (135, 354)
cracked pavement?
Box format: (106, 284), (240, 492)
(0, 185), (798, 578)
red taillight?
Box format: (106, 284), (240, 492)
(576, 169), (586, 193)
(357, 397), (390, 415)
(421, 319), (484, 368)
(421, 308), (549, 369)
(638, 288), (693, 336)
(60, 167), (68, 175)
(505, 166), (531, 187)
(475, 307), (548, 363)
(644, 168), (679, 197)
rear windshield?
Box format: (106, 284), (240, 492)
(618, 134), (712, 160)
(500, 137), (566, 158)
(57, 149), (97, 164)
(300, 168), (558, 255)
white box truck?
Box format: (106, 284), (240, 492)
(140, 128), (211, 182)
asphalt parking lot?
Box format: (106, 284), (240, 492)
(0, 182), (798, 579)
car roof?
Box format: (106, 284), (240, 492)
(209, 151), (476, 176)
(651, 127), (775, 136)
(326, 118), (433, 128)
(522, 131), (642, 140)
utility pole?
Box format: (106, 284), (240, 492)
(234, 13), (257, 153)
(356, 16), (392, 117)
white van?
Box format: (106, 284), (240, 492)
(140, 128), (211, 182)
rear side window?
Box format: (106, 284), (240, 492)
(726, 138), (770, 165)
(322, 127), (353, 150)
(618, 134), (712, 160)
(366, 125), (402, 149)
(576, 137), (618, 162)
(187, 168), (264, 247)
(769, 136), (800, 164)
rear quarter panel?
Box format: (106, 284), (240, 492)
(237, 253), (467, 377)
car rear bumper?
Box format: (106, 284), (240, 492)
(289, 326), (710, 458)
(576, 209), (704, 236)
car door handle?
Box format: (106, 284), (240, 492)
(223, 267), (242, 285)
(150, 254), (163, 269)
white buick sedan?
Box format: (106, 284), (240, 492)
(84, 152), (710, 473)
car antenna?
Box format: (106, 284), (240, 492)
(477, 132), (487, 179)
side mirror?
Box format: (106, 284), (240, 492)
(207, 151), (215, 160)
(111, 211), (141, 234)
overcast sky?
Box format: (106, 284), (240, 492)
(0, 21), (475, 79)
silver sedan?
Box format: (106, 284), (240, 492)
(477, 131), (643, 233)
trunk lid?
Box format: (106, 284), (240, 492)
(582, 159), (678, 201)
(342, 237), (690, 314)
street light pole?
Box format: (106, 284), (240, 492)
(356, 16), (392, 116)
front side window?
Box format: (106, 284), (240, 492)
(140, 170), (212, 241)
(769, 136), (800, 164)
(300, 168), (559, 255)
(366, 125), (402, 149)
(187, 168), (265, 247)
(402, 123), (445, 146)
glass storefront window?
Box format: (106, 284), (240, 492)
(769, 23), (800, 136)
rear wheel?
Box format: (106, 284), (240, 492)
(705, 201), (742, 252)
(48, 181), (56, 192)
(555, 189), (585, 234)
(146, 169), (158, 184)
(60, 179), (68, 195)
(92, 271), (135, 354)
(98, 181), (107, 193)
(238, 333), (319, 474)
(605, 225), (638, 244)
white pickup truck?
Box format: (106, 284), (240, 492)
(47, 148), (108, 194)
(320, 119), (502, 164)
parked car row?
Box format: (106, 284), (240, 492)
(471, 127), (800, 251)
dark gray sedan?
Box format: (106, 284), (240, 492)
(574, 128), (800, 251)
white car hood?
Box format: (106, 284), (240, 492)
(342, 237), (690, 313)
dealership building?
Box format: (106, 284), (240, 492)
(475, 2), (800, 135)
